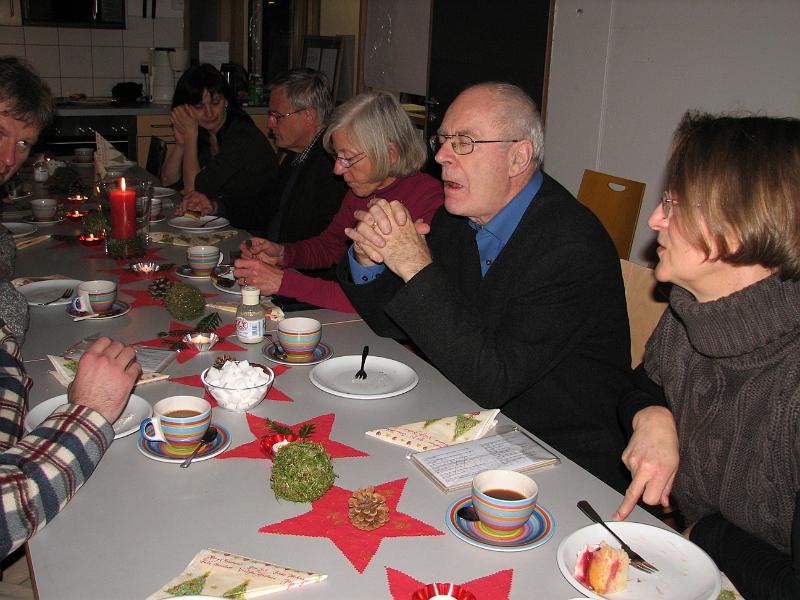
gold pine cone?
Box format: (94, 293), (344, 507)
(347, 486), (389, 531)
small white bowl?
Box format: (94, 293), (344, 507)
(200, 363), (274, 412)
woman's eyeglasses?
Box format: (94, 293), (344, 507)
(334, 152), (367, 169)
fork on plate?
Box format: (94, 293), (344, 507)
(577, 500), (659, 574)
(37, 287), (74, 306)
(354, 345), (369, 380)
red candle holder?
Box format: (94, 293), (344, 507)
(66, 210), (88, 221)
(78, 233), (104, 246)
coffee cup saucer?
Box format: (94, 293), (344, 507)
(446, 496), (554, 552)
(65, 300), (131, 320)
(137, 423), (231, 463)
(24, 216), (63, 225)
(262, 341), (333, 366)
(177, 265), (212, 279)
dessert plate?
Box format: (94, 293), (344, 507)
(309, 355), (418, 399)
(168, 216), (230, 232)
(26, 394), (152, 439)
(557, 522), (722, 600)
(176, 265), (211, 279)
(152, 186), (178, 198)
(446, 496), (554, 552)
(66, 300), (131, 320)
(3, 222), (37, 238)
(263, 341), (333, 366)
(137, 424), (231, 463)
(21, 279), (83, 306)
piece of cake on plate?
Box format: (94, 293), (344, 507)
(574, 542), (629, 595)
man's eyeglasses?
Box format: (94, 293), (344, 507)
(429, 134), (520, 155)
(334, 152), (367, 169)
(267, 108), (306, 122)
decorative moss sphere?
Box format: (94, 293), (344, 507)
(165, 283), (206, 320)
(270, 440), (335, 502)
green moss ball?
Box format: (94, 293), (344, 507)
(270, 440), (335, 502)
(165, 283), (206, 320)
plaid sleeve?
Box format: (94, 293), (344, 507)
(0, 323), (115, 559)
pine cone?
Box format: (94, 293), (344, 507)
(148, 276), (174, 300)
(347, 487), (389, 531)
(213, 354), (234, 369)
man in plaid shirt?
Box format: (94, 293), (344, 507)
(0, 323), (141, 558)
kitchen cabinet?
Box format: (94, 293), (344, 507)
(0, 0), (22, 26)
(136, 114), (271, 166)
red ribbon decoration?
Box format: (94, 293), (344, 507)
(259, 433), (300, 459)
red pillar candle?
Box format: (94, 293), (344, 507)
(109, 178), (136, 239)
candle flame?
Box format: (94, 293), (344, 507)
(120, 177), (126, 191)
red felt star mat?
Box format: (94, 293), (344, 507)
(216, 412), (368, 460)
(135, 322), (244, 363)
(84, 247), (167, 264)
(385, 567), (513, 599)
(120, 287), (216, 310)
(259, 478), (443, 573)
(99, 266), (179, 286)
(170, 364), (294, 407)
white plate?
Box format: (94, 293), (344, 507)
(25, 394), (152, 440)
(21, 279), (83, 306)
(557, 522), (722, 600)
(168, 216), (230, 233)
(152, 186), (178, 198)
(309, 355), (418, 399)
(24, 216), (63, 225)
(3, 222), (37, 238)
(212, 270), (241, 295)
(1, 209), (30, 221)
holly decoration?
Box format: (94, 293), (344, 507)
(260, 419), (315, 459)
(157, 312), (223, 350)
(222, 579), (250, 599)
(165, 571), (209, 596)
(453, 414), (481, 440)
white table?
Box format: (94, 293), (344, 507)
(15, 217), (667, 599)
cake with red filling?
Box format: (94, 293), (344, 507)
(574, 542), (629, 595)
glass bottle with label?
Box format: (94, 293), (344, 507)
(235, 286), (265, 343)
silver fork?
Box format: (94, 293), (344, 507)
(354, 345), (369, 380)
(37, 287), (74, 306)
(577, 500), (658, 574)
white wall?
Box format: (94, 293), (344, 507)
(545, 0), (800, 264)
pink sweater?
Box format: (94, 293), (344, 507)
(279, 172), (444, 312)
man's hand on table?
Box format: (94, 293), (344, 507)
(240, 237), (285, 265)
(68, 337), (142, 425)
(233, 257), (284, 294)
(613, 405), (679, 521)
(344, 198), (432, 282)
(175, 191), (216, 217)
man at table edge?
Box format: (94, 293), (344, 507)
(337, 81), (633, 493)
(0, 56), (143, 564)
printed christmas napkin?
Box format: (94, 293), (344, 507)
(47, 355), (169, 387)
(15, 235), (50, 250)
(146, 548), (326, 599)
(366, 409), (500, 451)
(94, 131), (129, 178)
(150, 230), (238, 246)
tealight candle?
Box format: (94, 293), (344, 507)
(78, 233), (104, 246)
(182, 332), (219, 352)
(67, 194), (88, 203)
(66, 210), (88, 220)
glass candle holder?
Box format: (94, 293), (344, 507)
(98, 177), (153, 259)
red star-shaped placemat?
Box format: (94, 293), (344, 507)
(136, 322), (244, 363)
(217, 412), (369, 460)
(120, 287), (216, 310)
(99, 266), (178, 286)
(385, 567), (513, 599)
(170, 364), (294, 407)
(259, 478), (443, 573)
(48, 240), (93, 251)
(85, 247), (167, 264)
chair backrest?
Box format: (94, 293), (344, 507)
(620, 259), (668, 368)
(577, 169), (646, 260)
(145, 136), (168, 179)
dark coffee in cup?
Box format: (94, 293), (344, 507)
(484, 488), (527, 501)
(165, 410), (201, 418)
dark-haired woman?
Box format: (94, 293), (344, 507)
(162, 63), (277, 229)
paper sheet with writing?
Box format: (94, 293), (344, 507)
(410, 430), (559, 491)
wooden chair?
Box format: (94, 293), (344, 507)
(620, 259), (668, 368)
(145, 136), (168, 179)
(577, 169), (646, 260)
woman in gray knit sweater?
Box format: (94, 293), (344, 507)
(616, 113), (800, 599)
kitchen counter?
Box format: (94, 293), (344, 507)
(55, 103), (271, 117)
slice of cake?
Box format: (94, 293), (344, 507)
(574, 542), (629, 595)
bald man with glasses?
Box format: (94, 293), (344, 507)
(339, 82), (633, 493)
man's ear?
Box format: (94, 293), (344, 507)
(508, 140), (534, 177)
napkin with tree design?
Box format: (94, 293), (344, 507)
(365, 409), (499, 451)
(146, 548), (326, 599)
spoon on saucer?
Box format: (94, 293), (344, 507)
(457, 504), (480, 522)
(180, 427), (218, 468)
